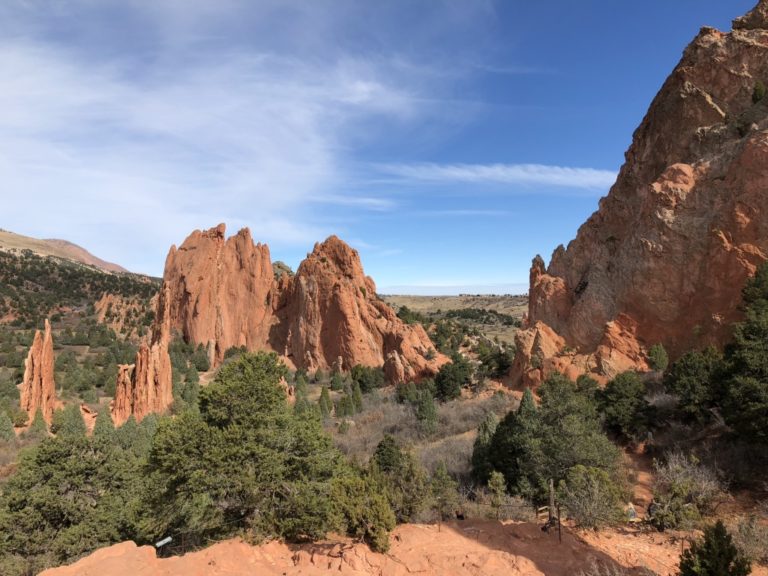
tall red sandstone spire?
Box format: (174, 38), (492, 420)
(19, 319), (57, 425)
(110, 340), (173, 426)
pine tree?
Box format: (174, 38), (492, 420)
(93, 409), (116, 440)
(351, 381), (364, 413)
(319, 386), (331, 418)
(0, 410), (15, 443)
(431, 462), (459, 521)
(330, 371), (344, 391)
(415, 390), (438, 435)
(24, 408), (48, 440)
(488, 470), (507, 519)
(722, 261), (768, 443)
(471, 411), (499, 483)
(678, 520), (750, 576)
(51, 405), (87, 439)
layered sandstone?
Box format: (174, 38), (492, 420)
(19, 319), (57, 425)
(154, 225), (446, 382)
(513, 1), (768, 386)
(111, 340), (173, 426)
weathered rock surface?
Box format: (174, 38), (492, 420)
(513, 0), (768, 386)
(39, 520), (695, 576)
(154, 225), (446, 382)
(19, 319), (57, 425)
(111, 340), (173, 426)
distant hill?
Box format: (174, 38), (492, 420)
(0, 241), (158, 331)
(0, 229), (128, 274)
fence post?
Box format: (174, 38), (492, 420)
(548, 478), (555, 521)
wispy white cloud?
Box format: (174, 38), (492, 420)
(415, 209), (512, 217)
(0, 40), (421, 273)
(376, 162), (617, 190)
(314, 195), (396, 211)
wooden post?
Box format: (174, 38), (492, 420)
(548, 478), (555, 521)
(557, 504), (562, 543)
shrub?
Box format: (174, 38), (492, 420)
(651, 451), (722, 531)
(598, 372), (651, 441)
(663, 347), (723, 424)
(488, 471), (507, 518)
(753, 80), (766, 104)
(430, 462), (459, 521)
(24, 409), (48, 441)
(350, 365), (385, 393)
(331, 472), (395, 552)
(50, 405), (86, 439)
(371, 435), (428, 523)
(9, 409), (28, 427)
(330, 371), (344, 391)
(679, 520), (750, 576)
(558, 465), (623, 529)
(0, 410), (15, 443)
(144, 352), (392, 549)
(648, 343), (669, 371)
(435, 354), (472, 401)
(488, 374), (621, 502)
(318, 386), (332, 418)
(731, 515), (768, 565)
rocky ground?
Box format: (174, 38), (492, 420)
(44, 518), (768, 576)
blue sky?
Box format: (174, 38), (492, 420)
(0, 0), (756, 293)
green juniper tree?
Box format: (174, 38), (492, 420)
(678, 520), (751, 576)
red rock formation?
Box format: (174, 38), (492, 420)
(154, 225), (447, 382)
(153, 224), (278, 366)
(513, 1), (768, 386)
(19, 319), (57, 425)
(111, 340), (173, 426)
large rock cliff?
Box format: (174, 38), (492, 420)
(19, 319), (57, 425)
(153, 224), (446, 382)
(514, 1), (768, 386)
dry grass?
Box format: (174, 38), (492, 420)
(329, 387), (517, 478)
(381, 294), (526, 316)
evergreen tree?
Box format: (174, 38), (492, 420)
(722, 262), (768, 443)
(143, 353), (390, 549)
(92, 409), (115, 440)
(330, 371), (344, 391)
(370, 439), (428, 523)
(470, 411), (499, 484)
(678, 521), (750, 576)
(294, 372), (309, 402)
(415, 389), (438, 435)
(331, 472), (395, 552)
(373, 435), (403, 473)
(430, 462), (459, 521)
(487, 374), (620, 501)
(351, 381), (363, 413)
(0, 410), (15, 443)
(664, 347), (723, 423)
(488, 470), (507, 519)
(50, 405), (86, 439)
(435, 354), (472, 401)
(648, 343), (669, 371)
(598, 371), (650, 441)
(319, 386), (332, 418)
(24, 409), (48, 440)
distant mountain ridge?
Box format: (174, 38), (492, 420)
(0, 229), (128, 274)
